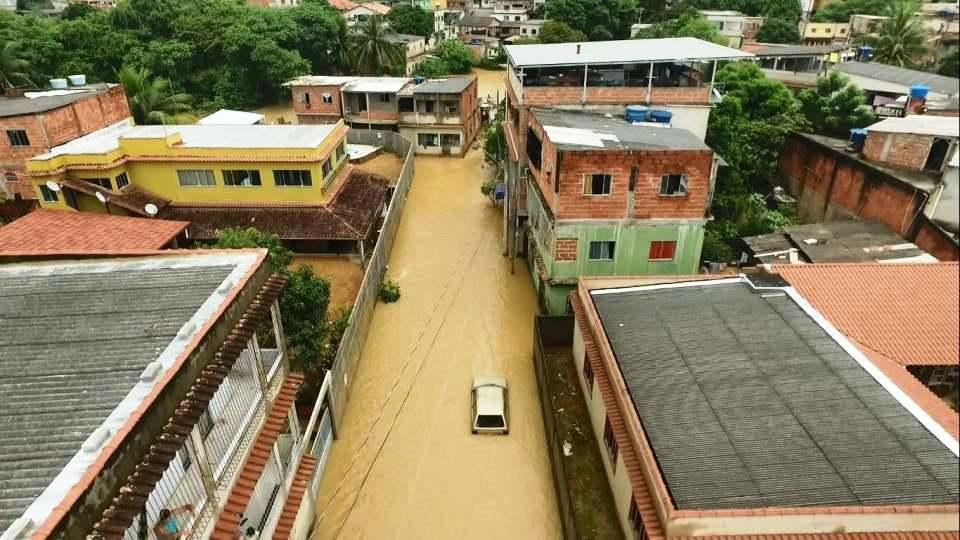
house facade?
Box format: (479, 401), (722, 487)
(1, 84), (130, 201)
(523, 109), (718, 314)
(697, 10), (746, 48)
(802, 22), (850, 44)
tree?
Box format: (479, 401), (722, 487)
(636, 9), (727, 44)
(861, 0), (929, 68)
(350, 16), (405, 75)
(213, 227), (294, 271)
(386, 5), (434, 39)
(0, 41), (34, 91)
(755, 18), (801, 44)
(546, 0), (639, 41)
(797, 72), (875, 137)
(413, 39), (474, 76)
(811, 0), (893, 22)
(61, 3), (97, 20)
(538, 20), (588, 43)
(118, 65), (194, 124)
(290, 0), (350, 75)
(938, 48), (959, 78)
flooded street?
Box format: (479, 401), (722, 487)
(472, 67), (508, 104)
(312, 150), (561, 540)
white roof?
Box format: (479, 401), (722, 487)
(473, 376), (506, 416)
(506, 37), (753, 68)
(197, 109), (265, 125)
(865, 115), (960, 138)
(698, 10), (745, 16)
(284, 75), (360, 87)
(35, 120), (339, 160)
(344, 77), (411, 93)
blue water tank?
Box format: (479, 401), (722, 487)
(910, 84), (930, 100)
(849, 128), (868, 150)
(625, 105), (649, 123)
(413, 76), (427, 85)
(649, 109), (673, 124)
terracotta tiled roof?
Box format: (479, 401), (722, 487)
(271, 455), (317, 539)
(776, 263), (960, 366)
(0, 208), (187, 256)
(327, 0), (358, 10)
(160, 168), (390, 241)
(361, 1), (390, 15)
(210, 373), (304, 540)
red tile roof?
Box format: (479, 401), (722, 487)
(776, 263), (959, 366)
(271, 455), (317, 539)
(327, 0), (358, 10)
(0, 208), (188, 256)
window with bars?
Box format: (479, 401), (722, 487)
(585, 173), (612, 195)
(628, 498), (648, 540)
(649, 240), (677, 261)
(440, 133), (461, 147)
(6, 129), (29, 147)
(418, 133), (439, 147)
(85, 178), (112, 190)
(115, 172), (130, 189)
(589, 241), (616, 261)
(582, 357), (594, 394)
(222, 170), (262, 186)
(660, 174), (688, 196)
(603, 416), (618, 464)
(177, 169), (216, 187)
(322, 93), (333, 104)
(273, 169), (313, 187)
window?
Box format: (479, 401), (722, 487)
(585, 173), (612, 195)
(418, 133), (439, 147)
(199, 410), (215, 438)
(443, 101), (459, 114)
(85, 178), (112, 190)
(177, 169), (216, 187)
(322, 93), (333, 104)
(6, 129), (29, 147)
(273, 169), (313, 187)
(115, 172), (130, 189)
(379, 93), (391, 103)
(302, 92), (311, 105)
(603, 416), (619, 464)
(582, 357), (594, 393)
(322, 158), (333, 178)
(423, 101), (435, 113)
(336, 143), (346, 161)
(39, 185), (58, 202)
(177, 444), (192, 472)
(588, 241), (616, 261)
(399, 97), (415, 112)
(649, 240), (677, 261)
(222, 169), (262, 186)
(660, 174), (688, 196)
(628, 498), (647, 540)
(440, 133), (461, 147)
(526, 128), (542, 171)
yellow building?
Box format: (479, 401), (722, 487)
(28, 118), (391, 255)
(802, 22), (850, 44)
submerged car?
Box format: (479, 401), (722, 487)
(471, 376), (509, 434)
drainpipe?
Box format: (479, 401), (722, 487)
(582, 64), (588, 104)
(647, 61), (654, 104)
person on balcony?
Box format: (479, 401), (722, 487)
(154, 504), (195, 539)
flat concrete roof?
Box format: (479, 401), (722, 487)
(506, 37), (753, 68)
(0, 84), (117, 118)
(532, 109), (711, 152)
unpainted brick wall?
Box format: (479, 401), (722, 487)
(292, 85), (344, 118)
(555, 237), (578, 261)
(863, 131), (934, 172)
(522, 86), (710, 107)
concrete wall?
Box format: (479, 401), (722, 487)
(399, 125), (468, 155)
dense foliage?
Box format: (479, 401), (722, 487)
(939, 49), (960, 78)
(414, 39), (474, 76)
(859, 0), (929, 68)
(349, 15), (405, 75)
(0, 0), (347, 110)
(754, 18), (801, 44)
(811, 0), (893, 22)
(691, 0), (802, 22)
(546, 0), (639, 41)
(538, 20), (589, 43)
(797, 72), (875, 137)
(635, 9), (727, 44)
(386, 5), (435, 39)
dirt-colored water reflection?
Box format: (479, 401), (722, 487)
(311, 151), (561, 540)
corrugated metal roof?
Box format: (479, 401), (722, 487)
(533, 109), (711, 152)
(0, 84), (116, 118)
(408, 77), (474, 94)
(835, 62), (960, 96)
(591, 281), (958, 510)
(506, 37), (753, 68)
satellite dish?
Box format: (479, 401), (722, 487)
(45, 180), (61, 192)
(95, 191), (108, 204)
(144, 203), (159, 217)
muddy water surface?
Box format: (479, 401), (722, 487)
(312, 151), (561, 540)
(472, 67), (508, 104)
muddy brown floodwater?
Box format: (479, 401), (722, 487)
(311, 150), (562, 540)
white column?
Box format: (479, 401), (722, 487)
(647, 62), (654, 104)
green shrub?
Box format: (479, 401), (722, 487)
(379, 280), (401, 303)
(480, 178), (497, 196)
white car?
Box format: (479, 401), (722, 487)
(471, 376), (509, 434)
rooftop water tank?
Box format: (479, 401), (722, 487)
(625, 105), (649, 123)
(910, 84), (930, 100)
(649, 109), (673, 124)
(849, 128), (868, 151)
(413, 76), (427, 85)
(68, 74), (87, 86)
(49, 78), (68, 90)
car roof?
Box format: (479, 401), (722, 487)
(476, 386), (505, 416)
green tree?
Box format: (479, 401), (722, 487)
(811, 0), (893, 22)
(546, 0), (639, 40)
(0, 41), (34, 91)
(538, 20), (588, 43)
(413, 39), (474, 76)
(636, 8), (727, 44)
(213, 227), (294, 271)
(860, 0), (929, 68)
(938, 48), (959, 77)
(797, 72), (875, 137)
(350, 16), (405, 75)
(386, 5), (435, 39)
(290, 0), (350, 75)
(755, 18), (801, 43)
(118, 65), (194, 124)
(61, 3), (97, 20)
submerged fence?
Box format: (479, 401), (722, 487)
(328, 130), (415, 431)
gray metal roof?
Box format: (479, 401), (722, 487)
(384, 33), (424, 44)
(457, 15), (494, 27)
(834, 61), (960, 96)
(742, 220), (934, 263)
(0, 85), (115, 118)
(752, 43), (849, 58)
(592, 280), (959, 509)
(0, 259), (237, 530)
(409, 77), (474, 94)
(532, 109), (711, 152)
(506, 37), (753, 68)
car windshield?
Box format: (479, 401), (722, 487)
(477, 414), (505, 428)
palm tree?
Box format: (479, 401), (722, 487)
(117, 66), (194, 125)
(864, 0), (929, 68)
(0, 41), (34, 92)
(349, 16), (405, 76)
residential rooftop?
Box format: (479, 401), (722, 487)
(834, 62), (960, 96)
(505, 37), (753, 68)
(0, 209), (188, 257)
(0, 84), (118, 118)
(384, 33), (424, 43)
(197, 108), (265, 125)
(698, 9), (746, 16)
(866, 115), (960, 138)
(403, 76), (475, 95)
(751, 43), (850, 58)
(589, 277), (959, 510)
(0, 251), (264, 532)
(532, 109), (711, 152)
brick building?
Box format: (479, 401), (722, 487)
(524, 109), (718, 313)
(0, 84), (130, 201)
(286, 75), (481, 155)
(863, 115), (959, 173)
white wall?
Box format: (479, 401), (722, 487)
(657, 105), (711, 141)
